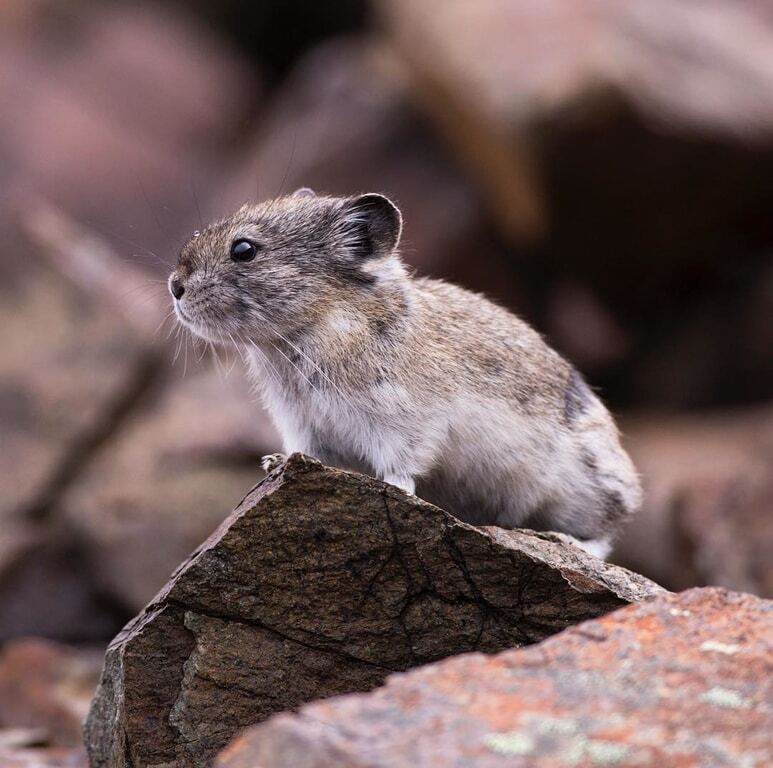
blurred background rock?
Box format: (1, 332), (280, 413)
(0, 1), (771, 763)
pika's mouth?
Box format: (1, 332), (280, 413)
(174, 300), (192, 323)
(174, 301), (204, 333)
(174, 300), (223, 343)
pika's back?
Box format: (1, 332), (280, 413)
(412, 277), (574, 419)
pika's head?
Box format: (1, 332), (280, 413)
(169, 189), (403, 344)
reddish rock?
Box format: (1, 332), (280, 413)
(84, 454), (661, 768)
(0, 639), (102, 747)
(219, 588), (772, 768)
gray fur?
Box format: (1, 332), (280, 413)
(169, 191), (642, 558)
(564, 367), (595, 424)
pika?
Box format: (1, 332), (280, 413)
(169, 189), (641, 558)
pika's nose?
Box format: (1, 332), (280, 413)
(169, 276), (185, 300)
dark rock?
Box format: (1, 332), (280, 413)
(85, 454), (662, 768)
(219, 587), (771, 768)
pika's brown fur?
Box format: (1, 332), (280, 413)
(170, 189), (641, 558)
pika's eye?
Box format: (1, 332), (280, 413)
(230, 239), (259, 262)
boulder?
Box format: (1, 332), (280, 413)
(85, 454), (662, 768)
(219, 587), (771, 768)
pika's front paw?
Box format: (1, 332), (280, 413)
(261, 453), (287, 473)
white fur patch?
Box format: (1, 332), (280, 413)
(566, 536), (612, 560)
(326, 309), (359, 335)
(362, 255), (406, 283)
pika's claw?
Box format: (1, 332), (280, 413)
(261, 453), (286, 473)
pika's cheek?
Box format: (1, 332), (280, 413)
(229, 296), (253, 320)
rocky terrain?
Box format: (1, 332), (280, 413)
(84, 456), (662, 767)
(1, 1), (772, 766)
(221, 588), (771, 768)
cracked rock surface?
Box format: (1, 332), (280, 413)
(220, 587), (772, 768)
(84, 454), (663, 768)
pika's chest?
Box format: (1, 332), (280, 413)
(299, 384), (377, 446)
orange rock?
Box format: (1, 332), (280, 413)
(219, 588), (772, 768)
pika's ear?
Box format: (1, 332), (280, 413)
(342, 193), (402, 258)
(292, 187), (316, 199)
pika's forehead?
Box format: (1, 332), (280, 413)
(178, 222), (228, 266)
(179, 195), (339, 263)
(177, 207), (255, 264)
